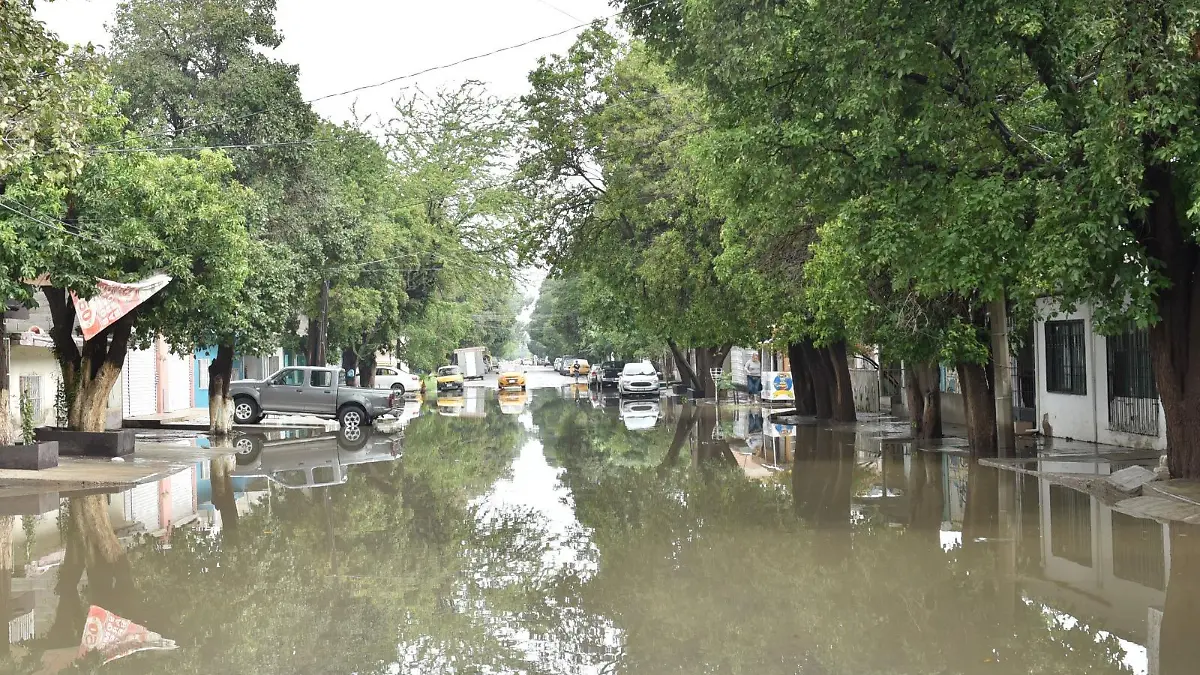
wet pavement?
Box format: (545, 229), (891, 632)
(0, 382), (1196, 674)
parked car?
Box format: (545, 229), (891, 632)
(619, 361), (661, 397)
(553, 357), (563, 372)
(497, 367), (526, 391)
(373, 365), (421, 396)
(558, 356), (576, 375)
(594, 361), (626, 388)
(230, 366), (401, 429)
(436, 365), (465, 392)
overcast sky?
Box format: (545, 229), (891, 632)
(37, 0), (611, 314)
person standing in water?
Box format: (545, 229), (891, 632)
(745, 353), (763, 403)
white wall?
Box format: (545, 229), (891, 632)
(1034, 300), (1167, 450)
(6, 345), (61, 430)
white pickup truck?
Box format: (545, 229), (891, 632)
(229, 366), (401, 429)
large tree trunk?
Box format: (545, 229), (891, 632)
(340, 347), (358, 386)
(787, 341), (816, 415)
(792, 426), (853, 562)
(658, 403), (697, 476)
(958, 360), (998, 457)
(905, 448), (944, 536)
(692, 345), (731, 400)
(0, 516), (12, 658)
(44, 287), (133, 432)
(208, 343), (235, 438)
(904, 361), (943, 439)
(1161, 522), (1200, 675)
(210, 455), (240, 545)
(827, 340), (857, 422)
(49, 496), (141, 641)
(358, 346), (377, 388)
(1142, 166), (1200, 478)
(0, 315), (11, 446)
(666, 340), (702, 392)
(799, 340), (833, 419)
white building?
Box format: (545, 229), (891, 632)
(1033, 300), (1166, 450)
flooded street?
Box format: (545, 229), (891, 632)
(0, 380), (1194, 674)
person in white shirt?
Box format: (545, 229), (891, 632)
(745, 353), (763, 402)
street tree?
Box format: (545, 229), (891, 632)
(518, 28), (761, 397)
(614, 0), (1069, 452)
(0, 1), (104, 445)
(380, 83), (524, 371)
(107, 0), (317, 434)
(2, 90), (254, 431)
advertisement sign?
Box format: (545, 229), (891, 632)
(762, 371), (795, 402)
(78, 605), (177, 664)
(765, 422), (797, 438)
(72, 274), (172, 341)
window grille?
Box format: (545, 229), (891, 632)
(1046, 320), (1087, 395)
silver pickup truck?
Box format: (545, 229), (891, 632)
(230, 366), (400, 429)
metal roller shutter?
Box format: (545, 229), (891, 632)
(124, 347), (157, 417)
(166, 351), (192, 412)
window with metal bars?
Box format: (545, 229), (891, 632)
(1111, 511), (1165, 590)
(1046, 320), (1087, 395)
(19, 374), (42, 424)
(1049, 485), (1093, 567)
(1106, 327), (1159, 436)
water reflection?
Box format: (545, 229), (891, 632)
(0, 393), (1193, 673)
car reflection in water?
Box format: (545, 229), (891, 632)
(619, 398), (661, 431)
(590, 388), (620, 409)
(231, 423), (402, 489)
(498, 390), (529, 415)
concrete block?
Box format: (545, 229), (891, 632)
(34, 428), (135, 457)
(1107, 465), (1159, 494)
(0, 441), (59, 470)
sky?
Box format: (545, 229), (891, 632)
(36, 0), (614, 315)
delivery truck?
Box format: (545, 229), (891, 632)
(454, 346), (487, 381)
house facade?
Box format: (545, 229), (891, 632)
(1033, 299), (1165, 450)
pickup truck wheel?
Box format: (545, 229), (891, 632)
(390, 383), (406, 396)
(339, 405), (367, 430)
(233, 398), (260, 425)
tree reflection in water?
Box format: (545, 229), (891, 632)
(0, 395), (1164, 674)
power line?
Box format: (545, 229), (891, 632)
(0, 200), (107, 245)
(88, 0), (667, 153)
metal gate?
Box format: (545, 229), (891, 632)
(1106, 327), (1159, 436)
(124, 348), (158, 417)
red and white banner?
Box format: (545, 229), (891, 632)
(71, 274), (171, 341)
(78, 605), (178, 664)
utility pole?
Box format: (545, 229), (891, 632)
(989, 294), (1015, 455)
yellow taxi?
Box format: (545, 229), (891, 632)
(436, 365), (465, 393)
(437, 395), (465, 417)
(498, 389), (528, 415)
(569, 359), (590, 376)
(497, 368), (526, 391)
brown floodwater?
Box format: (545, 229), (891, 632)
(0, 386), (1194, 674)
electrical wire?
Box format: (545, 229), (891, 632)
(0, 200), (107, 245)
(87, 0), (667, 153)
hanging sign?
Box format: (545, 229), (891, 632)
(72, 274), (171, 341)
(78, 605), (177, 664)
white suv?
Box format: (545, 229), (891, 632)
(619, 361), (661, 396)
(374, 366), (421, 396)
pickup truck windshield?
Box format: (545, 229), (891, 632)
(438, 366), (461, 376)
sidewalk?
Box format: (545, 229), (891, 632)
(0, 440), (227, 492)
(124, 408), (337, 432)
